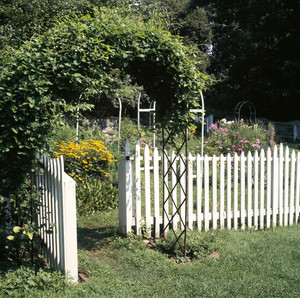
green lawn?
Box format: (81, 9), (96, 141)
(2, 208), (300, 297)
(52, 209), (300, 297)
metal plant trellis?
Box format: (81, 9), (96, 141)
(234, 101), (256, 122)
(137, 92), (157, 148)
(162, 92), (205, 257)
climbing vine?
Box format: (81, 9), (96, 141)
(0, 7), (208, 193)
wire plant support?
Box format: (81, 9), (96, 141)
(162, 119), (189, 257)
(161, 93), (205, 257)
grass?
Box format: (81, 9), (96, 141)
(43, 209), (300, 297)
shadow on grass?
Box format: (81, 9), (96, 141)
(77, 226), (119, 251)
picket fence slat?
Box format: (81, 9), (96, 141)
(196, 154), (203, 231)
(172, 151), (179, 231)
(188, 153), (194, 230)
(180, 154), (186, 230)
(119, 143), (300, 237)
(284, 146), (289, 226)
(290, 150), (296, 225)
(219, 154), (225, 229)
(204, 155), (210, 231)
(296, 152), (300, 223)
(163, 150), (169, 236)
(135, 141), (142, 235)
(260, 149), (265, 230)
(233, 153), (238, 230)
(144, 145), (151, 234)
(247, 151), (252, 228)
(226, 154), (231, 230)
(153, 147), (160, 237)
(240, 152), (246, 230)
(266, 148), (272, 228)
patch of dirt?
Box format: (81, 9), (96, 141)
(78, 268), (89, 282)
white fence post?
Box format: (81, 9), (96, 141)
(62, 171), (78, 283)
(118, 140), (134, 235)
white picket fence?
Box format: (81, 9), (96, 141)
(119, 141), (300, 236)
(36, 154), (78, 283)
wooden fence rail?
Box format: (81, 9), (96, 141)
(119, 141), (300, 236)
(36, 154), (78, 283)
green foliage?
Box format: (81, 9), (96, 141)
(76, 178), (118, 215)
(120, 118), (154, 152)
(0, 6), (208, 194)
(0, 0), (96, 55)
(0, 266), (67, 297)
(0, 180), (43, 269)
(203, 0), (300, 120)
(199, 120), (276, 156)
(153, 229), (221, 263)
(47, 121), (105, 153)
(143, 0), (212, 72)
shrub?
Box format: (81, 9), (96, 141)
(76, 178), (118, 215)
(201, 120), (276, 156)
(53, 139), (115, 182)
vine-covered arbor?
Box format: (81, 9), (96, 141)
(0, 7), (208, 193)
(0, 7), (208, 255)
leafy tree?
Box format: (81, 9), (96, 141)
(142, 0), (213, 72)
(0, 0), (96, 52)
(200, 0), (300, 120)
(0, 7), (208, 194)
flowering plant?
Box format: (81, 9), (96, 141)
(53, 139), (115, 181)
(201, 120), (276, 156)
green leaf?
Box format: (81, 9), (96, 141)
(13, 226), (22, 233)
(27, 231), (34, 240)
